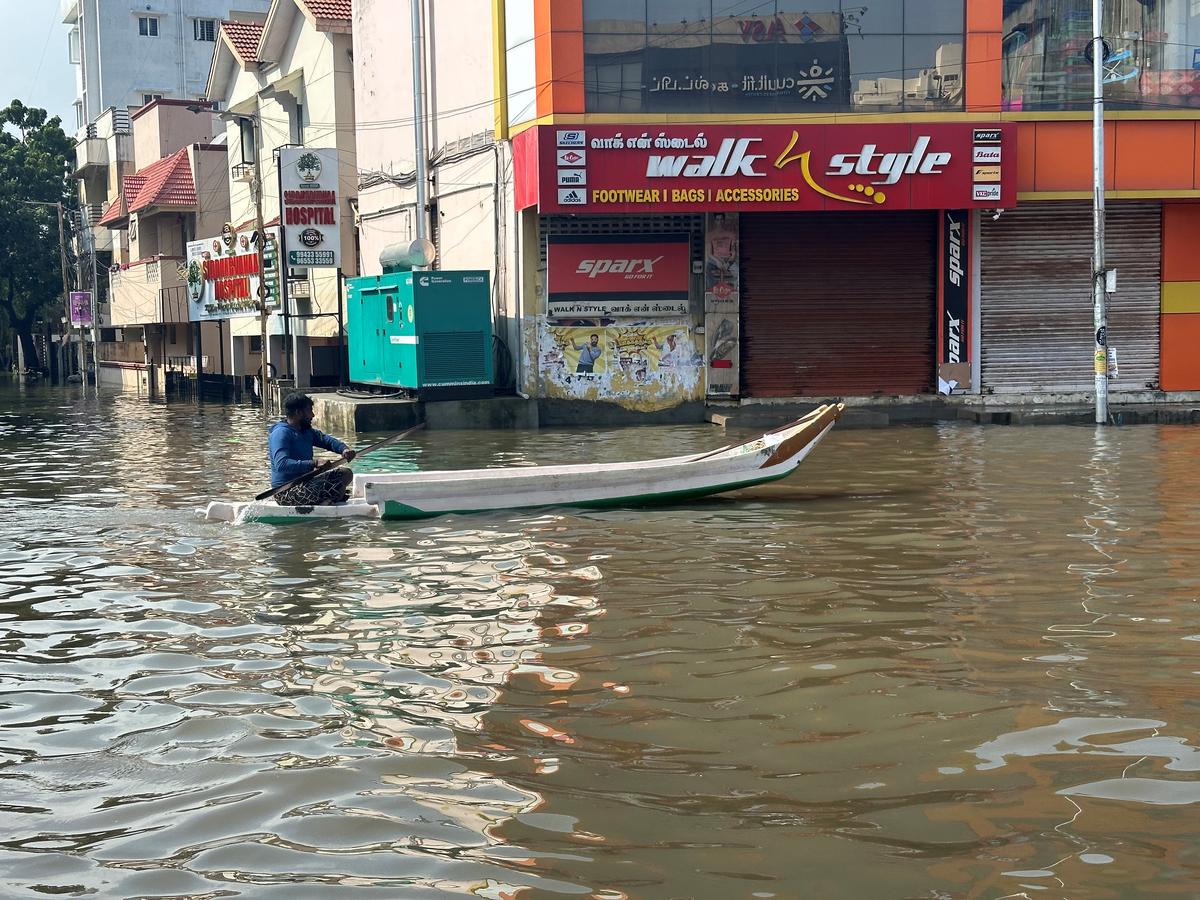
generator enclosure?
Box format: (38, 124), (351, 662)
(347, 270), (493, 398)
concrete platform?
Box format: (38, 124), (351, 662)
(310, 389), (1200, 433)
(707, 390), (1200, 429)
(310, 392), (536, 433)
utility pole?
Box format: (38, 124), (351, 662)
(55, 202), (84, 381)
(1091, 0), (1109, 425)
(247, 114), (271, 417)
(411, 0), (429, 244)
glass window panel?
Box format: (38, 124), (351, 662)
(848, 33), (905, 109)
(715, 0), (779, 18)
(584, 0), (645, 27)
(902, 34), (964, 109)
(904, 0), (964, 34)
(647, 0), (711, 26)
(855, 0), (903, 34)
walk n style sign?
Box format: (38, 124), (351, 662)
(515, 123), (1017, 214)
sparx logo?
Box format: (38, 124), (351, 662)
(576, 256), (665, 280)
(773, 131), (953, 206)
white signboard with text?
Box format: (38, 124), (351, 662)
(185, 226), (280, 321)
(278, 147), (341, 269)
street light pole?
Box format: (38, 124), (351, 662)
(245, 114), (271, 417)
(55, 202), (85, 381)
(1092, 0), (1109, 425)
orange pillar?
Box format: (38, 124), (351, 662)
(965, 0), (1002, 114)
(534, 0), (584, 117)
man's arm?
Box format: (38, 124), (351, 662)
(312, 429), (348, 455)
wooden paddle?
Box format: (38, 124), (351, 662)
(255, 422), (426, 501)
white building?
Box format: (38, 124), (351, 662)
(353, 0), (519, 389)
(206, 0), (357, 391)
(61, 0), (272, 136)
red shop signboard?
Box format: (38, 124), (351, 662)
(516, 123), (1017, 214)
(546, 234), (691, 317)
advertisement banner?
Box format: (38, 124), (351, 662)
(705, 311), (740, 397)
(938, 209), (970, 394)
(185, 227), (280, 321)
(522, 123), (1018, 214)
(704, 213), (739, 310)
(278, 147), (341, 269)
(547, 234), (691, 318)
(68, 292), (92, 326)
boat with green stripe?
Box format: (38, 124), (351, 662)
(204, 404), (842, 524)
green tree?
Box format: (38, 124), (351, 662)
(0, 100), (74, 370)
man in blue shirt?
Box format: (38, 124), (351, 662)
(269, 393), (357, 505)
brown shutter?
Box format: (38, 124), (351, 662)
(980, 202), (1161, 393)
(740, 211), (936, 397)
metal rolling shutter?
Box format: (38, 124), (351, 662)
(980, 202), (1161, 393)
(540, 214), (704, 265)
(740, 211), (936, 398)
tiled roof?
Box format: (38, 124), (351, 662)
(301, 0), (352, 22)
(97, 195), (128, 227)
(126, 149), (197, 213)
(221, 20), (264, 62)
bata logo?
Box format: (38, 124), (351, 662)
(947, 216), (964, 287)
(645, 138), (766, 178)
(826, 136), (951, 186)
(576, 256), (665, 279)
(946, 312), (963, 364)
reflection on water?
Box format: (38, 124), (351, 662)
(1, 383), (1200, 898)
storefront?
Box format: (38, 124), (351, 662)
(514, 121), (1017, 405)
(979, 202), (1162, 394)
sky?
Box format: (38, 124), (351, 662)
(0, 0), (77, 127)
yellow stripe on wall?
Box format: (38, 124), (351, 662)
(1161, 282), (1200, 314)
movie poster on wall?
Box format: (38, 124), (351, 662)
(704, 213), (739, 310)
(539, 324), (704, 409)
(540, 327), (609, 380)
(705, 311), (740, 397)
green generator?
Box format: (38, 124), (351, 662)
(346, 269), (493, 399)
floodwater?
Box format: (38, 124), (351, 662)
(1, 384), (1198, 899)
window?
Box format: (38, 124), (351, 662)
(194, 19), (216, 42)
(582, 0), (964, 113)
(141, 93), (163, 107)
(73, 100), (83, 130)
(1003, 0), (1200, 110)
(68, 27), (81, 64)
(250, 336), (263, 353)
(138, 16), (159, 37)
(239, 117), (256, 164)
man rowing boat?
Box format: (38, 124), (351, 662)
(268, 393), (357, 505)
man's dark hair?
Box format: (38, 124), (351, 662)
(284, 392), (314, 418)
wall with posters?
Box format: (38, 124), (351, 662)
(704, 213), (740, 397)
(538, 322), (704, 411)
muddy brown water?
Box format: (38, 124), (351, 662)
(1, 384), (1198, 898)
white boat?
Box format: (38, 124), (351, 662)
(203, 403), (842, 524)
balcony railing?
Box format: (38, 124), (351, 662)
(231, 162), (255, 182)
(75, 136), (108, 174)
(109, 256), (188, 327)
